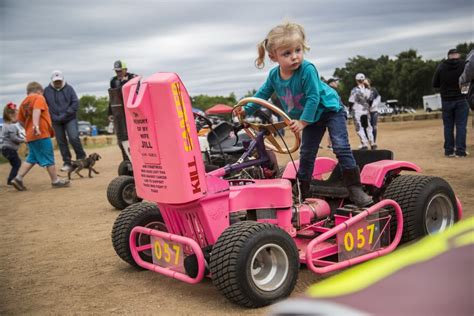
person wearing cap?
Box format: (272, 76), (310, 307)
(348, 73), (377, 150)
(432, 48), (469, 158)
(108, 60), (137, 162)
(325, 78), (344, 149)
(43, 70), (86, 171)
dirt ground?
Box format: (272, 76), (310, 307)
(0, 117), (472, 315)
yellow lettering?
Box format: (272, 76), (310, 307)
(344, 233), (354, 251)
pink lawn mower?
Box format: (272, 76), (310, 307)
(111, 73), (462, 308)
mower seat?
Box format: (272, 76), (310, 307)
(310, 149), (394, 198)
(208, 122), (245, 154)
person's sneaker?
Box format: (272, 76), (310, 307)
(52, 178), (70, 188)
(358, 144), (369, 150)
(445, 153), (456, 158)
(371, 143), (378, 150)
(11, 178), (27, 191)
(60, 164), (72, 172)
(455, 151), (470, 158)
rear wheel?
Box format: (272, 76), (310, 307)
(210, 221), (299, 308)
(118, 160), (133, 176)
(383, 175), (457, 243)
(111, 202), (166, 268)
(107, 175), (142, 210)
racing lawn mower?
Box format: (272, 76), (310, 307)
(111, 73), (462, 308)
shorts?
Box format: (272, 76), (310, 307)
(26, 138), (55, 167)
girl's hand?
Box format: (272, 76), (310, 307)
(235, 107), (246, 117)
(289, 120), (308, 133)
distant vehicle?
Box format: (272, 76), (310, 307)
(423, 94), (442, 112)
(78, 121), (92, 136)
(376, 102), (394, 116)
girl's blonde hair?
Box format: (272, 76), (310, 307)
(255, 22), (310, 69)
(3, 102), (17, 123)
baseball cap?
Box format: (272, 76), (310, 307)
(113, 60), (127, 70)
(355, 73), (365, 81)
(327, 78), (340, 84)
(51, 70), (64, 82)
(447, 48), (459, 56)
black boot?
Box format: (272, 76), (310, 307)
(342, 167), (373, 207)
(292, 179), (311, 202)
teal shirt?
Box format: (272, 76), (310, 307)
(244, 60), (341, 123)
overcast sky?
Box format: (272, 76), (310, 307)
(1, 0), (473, 105)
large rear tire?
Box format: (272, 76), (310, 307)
(111, 202), (166, 268)
(107, 175), (142, 210)
(210, 221), (299, 308)
(383, 175), (458, 243)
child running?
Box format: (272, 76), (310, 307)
(237, 22), (372, 206)
(1, 102), (25, 186)
(10, 82), (70, 191)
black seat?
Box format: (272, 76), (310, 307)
(310, 149), (394, 198)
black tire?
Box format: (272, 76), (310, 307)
(107, 175), (142, 210)
(383, 175), (458, 243)
(111, 202), (166, 268)
(210, 221), (299, 308)
(118, 160), (133, 176)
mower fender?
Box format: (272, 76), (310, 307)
(282, 157), (337, 180)
(360, 160), (421, 188)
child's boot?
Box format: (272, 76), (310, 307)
(342, 167), (373, 207)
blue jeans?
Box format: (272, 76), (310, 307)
(370, 111), (378, 142)
(52, 118), (86, 165)
(297, 109), (356, 181)
(441, 99), (469, 156)
(2, 147), (21, 184)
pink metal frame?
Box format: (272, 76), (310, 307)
(305, 199), (404, 274)
(130, 226), (206, 284)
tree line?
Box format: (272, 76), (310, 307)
(79, 42), (472, 128)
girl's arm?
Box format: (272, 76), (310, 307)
(11, 125), (25, 144)
(299, 64), (321, 123)
(243, 77), (275, 116)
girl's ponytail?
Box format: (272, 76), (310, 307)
(255, 39), (267, 69)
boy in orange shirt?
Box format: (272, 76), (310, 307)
(11, 82), (70, 190)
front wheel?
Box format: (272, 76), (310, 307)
(210, 222), (299, 308)
(111, 202), (166, 268)
(383, 175), (458, 243)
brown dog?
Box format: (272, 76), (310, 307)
(68, 153), (101, 179)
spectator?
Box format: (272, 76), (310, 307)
(348, 73), (377, 150)
(11, 82), (69, 191)
(326, 77), (343, 149)
(44, 70), (86, 171)
(108, 60), (137, 162)
(364, 78), (381, 143)
(1, 102), (25, 185)
(433, 48), (469, 157)
(459, 49), (474, 111)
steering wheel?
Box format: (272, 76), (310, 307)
(234, 97), (301, 154)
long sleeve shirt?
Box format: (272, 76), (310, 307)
(244, 60), (341, 123)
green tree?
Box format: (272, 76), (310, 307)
(190, 93), (237, 111)
(77, 95), (109, 128)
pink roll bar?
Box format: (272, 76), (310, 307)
(305, 199), (403, 274)
(130, 226), (206, 284)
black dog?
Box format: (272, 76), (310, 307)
(68, 153), (101, 180)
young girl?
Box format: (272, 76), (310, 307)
(238, 22), (372, 206)
(1, 102), (25, 185)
